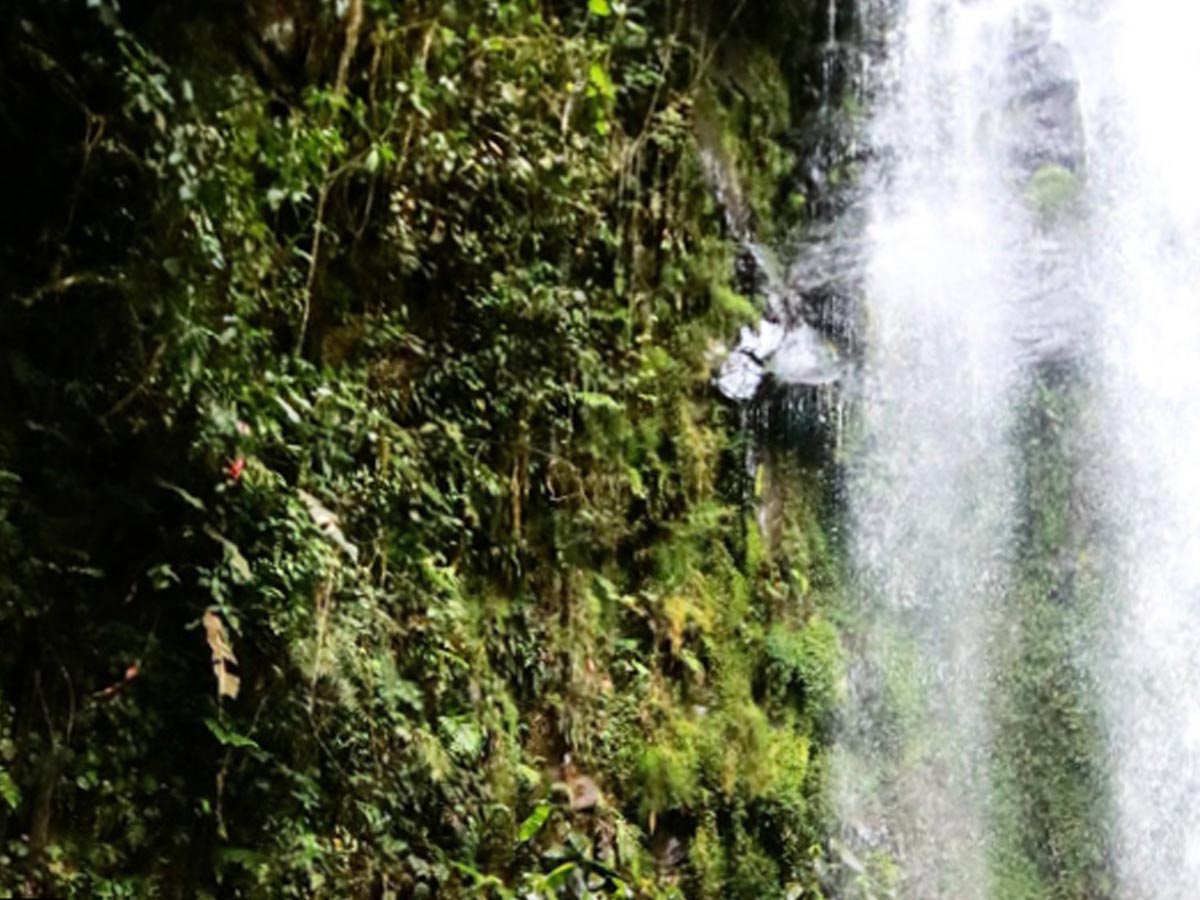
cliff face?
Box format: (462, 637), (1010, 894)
(0, 2), (849, 897)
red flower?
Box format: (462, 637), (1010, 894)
(96, 663), (140, 701)
(227, 457), (246, 481)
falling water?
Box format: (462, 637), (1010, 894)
(743, 0), (1200, 895)
(838, 3), (1025, 897)
(1060, 1), (1200, 896)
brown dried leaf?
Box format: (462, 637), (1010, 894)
(203, 609), (240, 699)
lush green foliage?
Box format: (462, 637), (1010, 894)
(0, 0), (841, 897)
(988, 369), (1115, 900)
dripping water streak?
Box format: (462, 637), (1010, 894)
(838, 2), (1024, 897)
(1055, 0), (1200, 895)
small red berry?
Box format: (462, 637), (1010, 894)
(227, 457), (246, 481)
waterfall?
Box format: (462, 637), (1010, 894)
(747, 0), (1200, 895)
(837, 3), (1026, 897)
(663, 0), (1200, 877)
(1062, 1), (1200, 896)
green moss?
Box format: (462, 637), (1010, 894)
(711, 282), (760, 322)
(1025, 164), (1084, 225)
(764, 619), (843, 724)
(695, 40), (804, 241)
(987, 370), (1115, 899)
(726, 830), (784, 900)
(690, 815), (728, 900)
(637, 740), (702, 820)
(735, 47), (792, 134)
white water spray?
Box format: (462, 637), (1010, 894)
(766, 1), (1200, 894)
(1057, 1), (1200, 895)
(838, 3), (1027, 896)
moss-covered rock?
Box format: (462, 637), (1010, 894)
(1025, 164), (1085, 226)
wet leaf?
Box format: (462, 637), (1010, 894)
(517, 803), (550, 843)
(588, 63), (615, 102)
(205, 527), (252, 583)
(204, 717), (260, 750)
(0, 770), (19, 810)
(543, 862), (576, 889)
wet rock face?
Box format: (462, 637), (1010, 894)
(1005, 4), (1090, 367)
(714, 1), (1093, 398)
(717, 313), (841, 401)
(1005, 4), (1086, 177)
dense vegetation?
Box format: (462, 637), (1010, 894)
(989, 364), (1114, 900)
(0, 0), (845, 897)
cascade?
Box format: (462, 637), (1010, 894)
(713, 0), (1200, 896)
(1065, 1), (1200, 895)
(828, 0), (1200, 895)
(836, 3), (1027, 896)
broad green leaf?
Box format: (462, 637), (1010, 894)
(148, 562), (180, 591)
(517, 803), (550, 843)
(589, 0), (612, 16)
(588, 63), (615, 102)
(449, 860), (504, 888)
(0, 769), (20, 810)
(205, 527), (252, 583)
(543, 862), (577, 889)
(218, 847), (269, 874)
(440, 716), (484, 761)
(204, 718), (261, 751)
(274, 395), (302, 425)
(298, 490), (359, 562)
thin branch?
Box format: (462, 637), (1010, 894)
(295, 0), (365, 356)
(335, 0), (365, 96)
(697, 0), (749, 76)
(24, 272), (119, 305)
(295, 182), (330, 356)
(101, 340), (166, 424)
